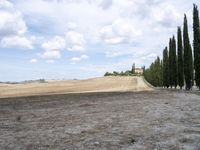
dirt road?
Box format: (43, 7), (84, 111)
(0, 76), (152, 98)
(0, 90), (200, 149)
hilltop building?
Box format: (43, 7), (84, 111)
(135, 68), (144, 74)
(132, 63), (144, 75)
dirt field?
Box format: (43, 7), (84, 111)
(0, 90), (200, 150)
(0, 76), (151, 98)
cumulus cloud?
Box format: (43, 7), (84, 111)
(80, 54), (89, 59)
(105, 50), (127, 58)
(100, 19), (141, 44)
(1, 36), (33, 49)
(42, 36), (65, 51)
(0, 0), (13, 9)
(0, 0), (32, 49)
(40, 36), (65, 61)
(151, 3), (181, 28)
(71, 54), (89, 64)
(0, 0), (27, 37)
(40, 50), (61, 60)
(30, 58), (37, 63)
(66, 31), (85, 51)
(99, 0), (113, 9)
(141, 53), (157, 60)
(0, 10), (27, 37)
(67, 22), (77, 30)
(40, 31), (86, 62)
(71, 57), (81, 62)
(1, 0), (196, 78)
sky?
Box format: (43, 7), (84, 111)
(0, 0), (200, 81)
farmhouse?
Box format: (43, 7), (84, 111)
(132, 63), (144, 75)
(135, 68), (144, 74)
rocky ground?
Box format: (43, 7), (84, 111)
(0, 90), (200, 150)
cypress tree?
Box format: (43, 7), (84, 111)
(169, 36), (177, 88)
(144, 57), (163, 87)
(192, 53), (194, 87)
(160, 60), (163, 87)
(163, 47), (169, 88)
(183, 14), (193, 90)
(177, 27), (184, 89)
(169, 38), (173, 88)
(172, 36), (177, 88)
(154, 57), (161, 86)
(193, 4), (200, 89)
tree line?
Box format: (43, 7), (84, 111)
(104, 70), (136, 76)
(144, 4), (200, 90)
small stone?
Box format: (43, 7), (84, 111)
(130, 138), (136, 144)
(94, 141), (100, 146)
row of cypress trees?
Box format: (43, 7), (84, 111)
(144, 4), (200, 90)
(194, 4), (200, 90)
(143, 57), (163, 87)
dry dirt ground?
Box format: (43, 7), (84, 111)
(0, 90), (200, 150)
(0, 77), (151, 98)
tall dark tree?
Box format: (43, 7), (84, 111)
(169, 38), (173, 88)
(160, 60), (163, 86)
(177, 27), (184, 89)
(163, 47), (169, 88)
(169, 36), (177, 88)
(154, 57), (162, 86)
(183, 14), (193, 90)
(193, 4), (200, 89)
(172, 36), (177, 88)
(144, 57), (163, 87)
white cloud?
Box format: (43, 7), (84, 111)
(0, 0), (33, 49)
(42, 36), (65, 51)
(71, 57), (81, 61)
(46, 60), (55, 63)
(99, 0), (113, 9)
(141, 53), (157, 60)
(40, 32), (86, 62)
(105, 50), (127, 58)
(66, 31), (85, 51)
(0, 0), (13, 9)
(81, 54), (89, 59)
(68, 45), (84, 51)
(151, 3), (181, 28)
(1, 36), (33, 49)
(67, 22), (77, 30)
(71, 54), (89, 64)
(100, 19), (141, 44)
(0, 10), (27, 36)
(1, 0), (198, 80)
(40, 50), (61, 60)
(30, 58), (37, 63)
(0, 0), (27, 36)
(40, 36), (65, 62)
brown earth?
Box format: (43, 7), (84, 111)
(0, 77), (200, 149)
(0, 90), (200, 149)
(0, 76), (152, 98)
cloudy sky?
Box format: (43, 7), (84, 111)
(0, 0), (200, 81)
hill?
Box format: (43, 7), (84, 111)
(0, 76), (152, 98)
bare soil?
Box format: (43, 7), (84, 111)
(0, 90), (200, 150)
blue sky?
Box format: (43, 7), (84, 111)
(0, 0), (200, 81)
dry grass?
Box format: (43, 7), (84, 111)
(0, 76), (152, 98)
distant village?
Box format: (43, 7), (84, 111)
(104, 63), (144, 76)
